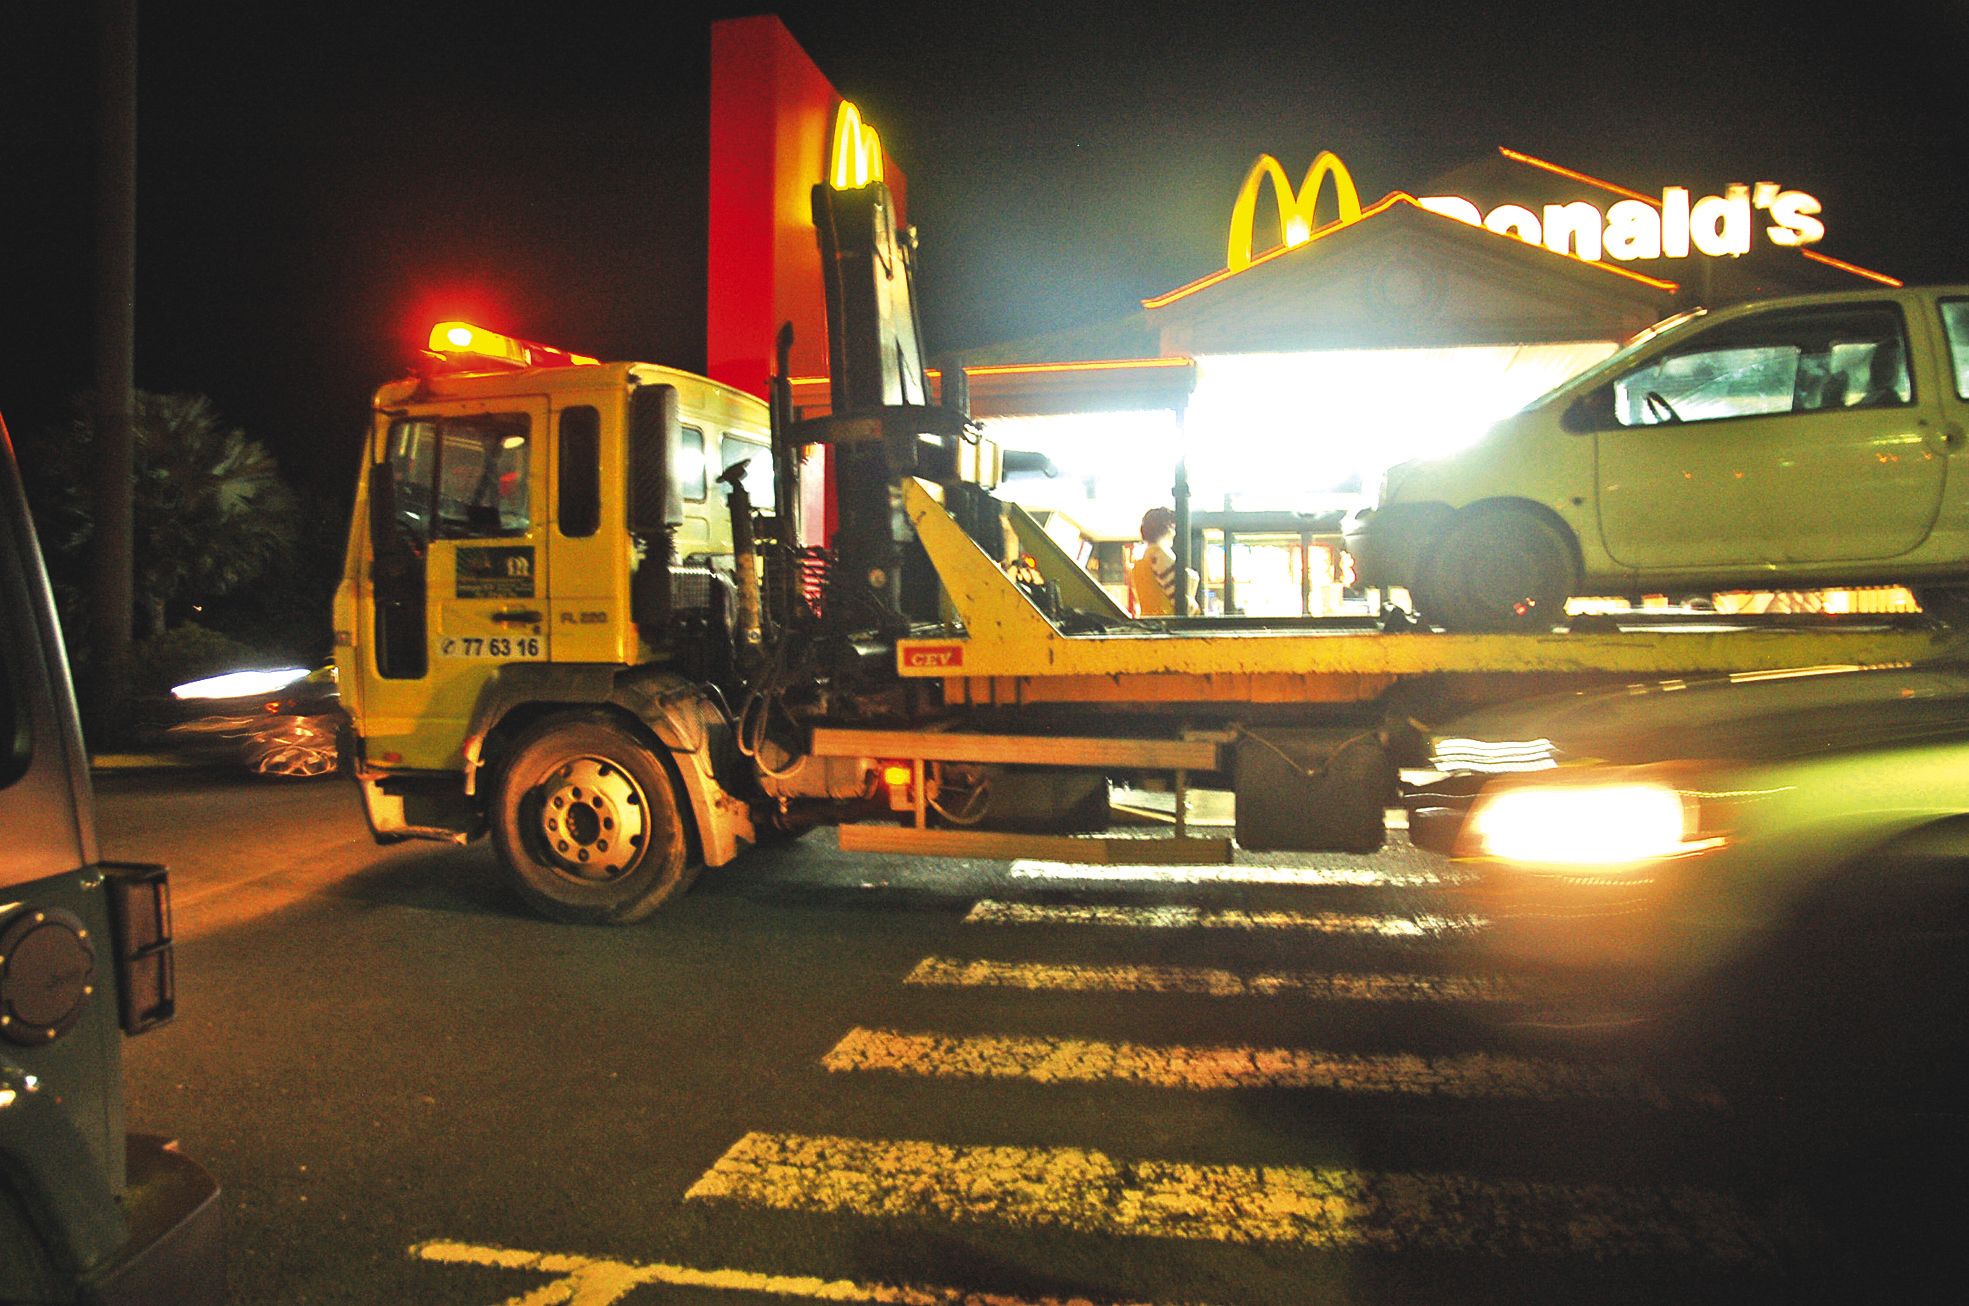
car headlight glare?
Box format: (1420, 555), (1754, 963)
(1467, 782), (1717, 866)
(170, 667), (312, 701)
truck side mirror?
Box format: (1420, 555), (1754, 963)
(629, 384), (683, 644)
(1562, 386), (1614, 434)
(629, 384), (685, 533)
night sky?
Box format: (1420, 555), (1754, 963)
(4, 0), (1965, 506)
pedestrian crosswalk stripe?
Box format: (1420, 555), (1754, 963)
(904, 956), (1520, 1003)
(685, 1132), (1768, 1261)
(965, 899), (1484, 937)
(1009, 860), (1461, 888)
(411, 1238), (1194, 1305)
(822, 1027), (1718, 1108)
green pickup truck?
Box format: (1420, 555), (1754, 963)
(2, 413), (222, 1303)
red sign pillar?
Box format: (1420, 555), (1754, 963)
(706, 16), (906, 399)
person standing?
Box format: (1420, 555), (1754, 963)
(1128, 506), (1191, 616)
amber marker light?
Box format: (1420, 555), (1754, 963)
(427, 321), (600, 370)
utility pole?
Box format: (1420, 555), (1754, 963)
(90, 0), (137, 739)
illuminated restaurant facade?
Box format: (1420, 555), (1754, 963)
(709, 18), (1902, 611)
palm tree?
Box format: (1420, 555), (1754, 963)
(23, 391), (301, 641)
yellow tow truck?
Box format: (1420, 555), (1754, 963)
(333, 181), (1962, 923)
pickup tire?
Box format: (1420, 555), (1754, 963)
(490, 713), (695, 924)
(1414, 507), (1576, 632)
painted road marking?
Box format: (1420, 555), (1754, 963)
(1009, 860), (1463, 888)
(821, 1027), (1719, 1108)
(904, 956), (1521, 1003)
(685, 1132), (1769, 1262)
(965, 900), (1484, 938)
(410, 1239), (1196, 1305)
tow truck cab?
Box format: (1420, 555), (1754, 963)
(333, 324), (774, 850)
(1, 414), (222, 1303)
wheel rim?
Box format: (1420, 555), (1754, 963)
(1460, 534), (1567, 622)
(526, 755), (649, 883)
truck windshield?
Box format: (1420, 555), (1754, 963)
(387, 414), (531, 539)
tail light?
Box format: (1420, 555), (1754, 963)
(103, 862), (175, 1035)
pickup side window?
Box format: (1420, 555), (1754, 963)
(719, 434), (775, 510)
(1612, 304), (1912, 427)
(1940, 299), (1969, 400)
(678, 426), (707, 502)
(387, 414), (531, 539)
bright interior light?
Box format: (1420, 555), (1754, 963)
(171, 667), (311, 701)
(446, 325), (475, 348)
(1468, 782), (1711, 866)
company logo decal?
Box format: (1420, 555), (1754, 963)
(1226, 151), (1363, 272)
(830, 100), (884, 190)
(901, 643), (964, 671)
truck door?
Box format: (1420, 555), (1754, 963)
(360, 398), (550, 769)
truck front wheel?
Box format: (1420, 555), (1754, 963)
(490, 714), (695, 924)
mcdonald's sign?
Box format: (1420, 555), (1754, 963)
(1225, 151), (1364, 272)
(830, 100), (885, 190)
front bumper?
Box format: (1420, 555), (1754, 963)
(82, 1135), (225, 1306)
(1341, 501), (1453, 591)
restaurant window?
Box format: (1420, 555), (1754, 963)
(1613, 305), (1911, 427)
(719, 434), (775, 510)
(387, 413), (532, 538)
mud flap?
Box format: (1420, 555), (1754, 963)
(1233, 730), (1395, 853)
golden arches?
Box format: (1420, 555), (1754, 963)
(829, 100), (884, 190)
(1225, 151), (1363, 272)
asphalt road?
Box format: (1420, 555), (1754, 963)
(93, 768), (1959, 1305)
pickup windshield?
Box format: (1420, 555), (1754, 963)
(1515, 308), (1707, 413)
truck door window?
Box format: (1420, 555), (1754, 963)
(719, 434), (774, 509)
(678, 426), (707, 501)
(387, 413), (532, 539)
(1940, 299), (1969, 400)
(557, 405), (601, 538)
(0, 592), (25, 789)
(1613, 305), (1909, 426)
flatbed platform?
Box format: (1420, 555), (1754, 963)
(900, 480), (1961, 706)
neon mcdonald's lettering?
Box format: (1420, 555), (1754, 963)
(829, 100), (884, 190)
(1225, 152), (1363, 272)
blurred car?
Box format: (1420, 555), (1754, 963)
(145, 663), (346, 778)
(1345, 286), (1969, 630)
(1412, 661), (1969, 1097)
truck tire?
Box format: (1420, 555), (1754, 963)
(490, 713), (695, 924)
(1417, 508), (1576, 632)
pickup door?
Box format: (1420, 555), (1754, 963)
(1597, 300), (1947, 571)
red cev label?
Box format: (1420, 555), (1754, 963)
(902, 644), (965, 670)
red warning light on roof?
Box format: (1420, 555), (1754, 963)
(427, 321), (601, 371)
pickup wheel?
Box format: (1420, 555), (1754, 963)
(490, 714), (695, 924)
(1418, 509), (1577, 632)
